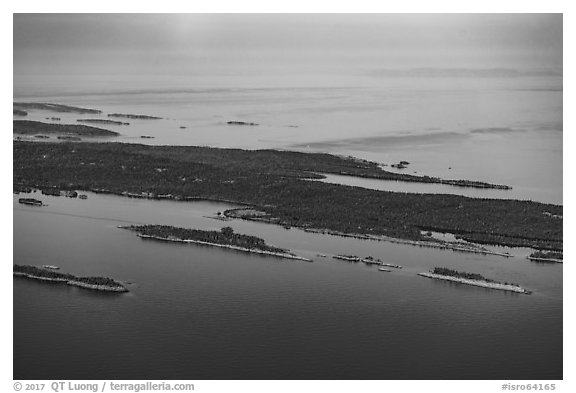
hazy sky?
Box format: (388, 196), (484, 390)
(13, 14), (562, 94)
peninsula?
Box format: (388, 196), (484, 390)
(418, 267), (531, 294)
(14, 120), (119, 137)
(13, 141), (562, 252)
(13, 265), (128, 292)
(121, 225), (311, 261)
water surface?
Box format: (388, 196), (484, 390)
(13, 193), (562, 379)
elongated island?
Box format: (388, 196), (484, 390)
(13, 265), (128, 292)
(418, 267), (531, 294)
(527, 250), (563, 263)
(121, 224), (312, 261)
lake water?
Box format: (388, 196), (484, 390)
(13, 192), (562, 379)
(13, 74), (562, 379)
(14, 74), (562, 205)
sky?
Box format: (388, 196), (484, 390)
(13, 14), (563, 94)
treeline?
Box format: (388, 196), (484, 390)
(529, 250), (563, 260)
(431, 267), (519, 286)
(432, 267), (490, 281)
(128, 225), (287, 254)
(13, 141), (562, 250)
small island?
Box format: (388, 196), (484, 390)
(18, 198), (42, 206)
(108, 113), (162, 120)
(418, 267), (531, 294)
(14, 120), (119, 137)
(391, 160), (410, 169)
(13, 265), (128, 292)
(227, 121), (259, 126)
(121, 225), (311, 261)
(13, 109), (28, 116)
(77, 119), (130, 126)
(528, 250), (563, 263)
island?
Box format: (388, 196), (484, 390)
(77, 119), (130, 125)
(57, 136), (82, 141)
(14, 120), (119, 137)
(18, 198), (42, 206)
(41, 188), (78, 198)
(13, 265), (128, 292)
(333, 254), (361, 262)
(418, 267), (531, 294)
(528, 250), (563, 263)
(121, 225), (311, 261)
(391, 160), (410, 169)
(13, 102), (102, 114)
(108, 113), (162, 120)
(227, 121), (259, 126)
(13, 141), (562, 253)
(13, 109), (27, 116)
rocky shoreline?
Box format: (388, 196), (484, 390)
(127, 231), (312, 262)
(418, 272), (531, 294)
(13, 272), (128, 292)
(527, 256), (563, 264)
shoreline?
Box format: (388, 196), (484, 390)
(527, 257), (563, 264)
(417, 272), (531, 294)
(122, 229), (312, 262)
(13, 272), (128, 292)
(224, 209), (514, 258)
(14, 187), (549, 259)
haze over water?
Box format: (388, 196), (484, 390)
(14, 14), (563, 204)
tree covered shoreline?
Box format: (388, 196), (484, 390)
(13, 141), (562, 251)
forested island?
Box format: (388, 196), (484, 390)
(108, 113), (162, 120)
(77, 119), (130, 126)
(418, 267), (531, 294)
(13, 141), (562, 251)
(14, 121), (119, 137)
(122, 225), (311, 261)
(528, 250), (563, 263)
(13, 109), (27, 116)
(13, 265), (128, 292)
(13, 102), (102, 114)
(227, 121), (259, 126)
